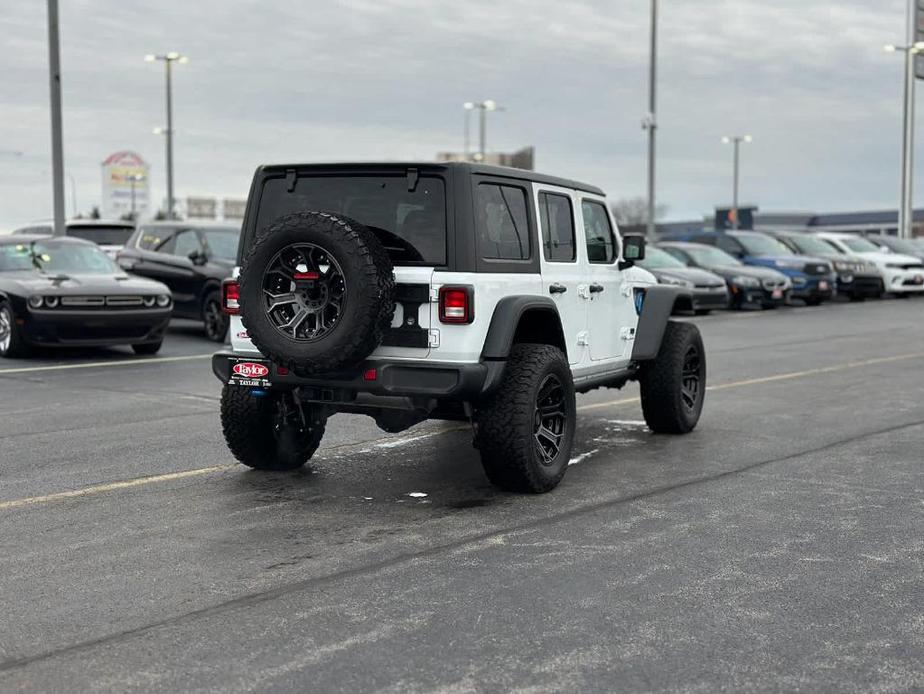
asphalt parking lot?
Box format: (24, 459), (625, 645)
(1, 301), (923, 692)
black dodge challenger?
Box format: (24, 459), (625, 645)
(0, 235), (173, 358)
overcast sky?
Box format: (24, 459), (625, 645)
(0, 0), (914, 229)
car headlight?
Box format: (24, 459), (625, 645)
(773, 258), (803, 268)
(142, 296), (156, 308)
(45, 296), (59, 308)
(731, 275), (761, 288)
(833, 261), (850, 271)
(659, 276), (694, 288)
(156, 294), (171, 307)
(28, 295), (44, 308)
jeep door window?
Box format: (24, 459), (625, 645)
(581, 200), (616, 263)
(538, 192), (575, 262)
(257, 175), (446, 265)
(477, 183), (531, 261)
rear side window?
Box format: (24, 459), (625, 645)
(538, 192), (575, 262)
(581, 200), (616, 263)
(476, 183), (530, 261)
(66, 225), (134, 246)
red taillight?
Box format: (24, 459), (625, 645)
(438, 286), (473, 324)
(222, 279), (240, 315)
(363, 368), (378, 381)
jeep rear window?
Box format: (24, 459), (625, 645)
(256, 175), (446, 265)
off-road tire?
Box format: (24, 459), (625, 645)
(131, 341), (162, 355)
(220, 385), (325, 470)
(238, 212), (395, 375)
(639, 321), (706, 434)
(203, 290), (229, 343)
(475, 344), (576, 493)
(0, 302), (26, 358)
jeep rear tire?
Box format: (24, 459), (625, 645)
(475, 344), (576, 493)
(220, 386), (326, 470)
(238, 212), (395, 375)
(639, 321), (705, 434)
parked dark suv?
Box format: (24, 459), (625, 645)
(117, 222), (241, 341)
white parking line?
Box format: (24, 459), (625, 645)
(0, 353), (214, 375)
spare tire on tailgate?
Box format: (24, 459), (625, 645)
(238, 211), (395, 375)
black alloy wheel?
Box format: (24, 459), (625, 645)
(261, 243), (346, 343)
(533, 374), (567, 465)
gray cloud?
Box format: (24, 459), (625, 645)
(0, 0), (912, 228)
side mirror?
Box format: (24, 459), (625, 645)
(619, 235), (646, 270)
(188, 249), (207, 265)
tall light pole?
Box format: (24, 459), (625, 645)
(721, 135), (752, 231)
(884, 36), (924, 239)
(145, 52), (187, 220)
(463, 100), (503, 162)
(463, 102), (474, 160)
(642, 0), (658, 238)
(66, 172), (77, 217)
(47, 0), (66, 236)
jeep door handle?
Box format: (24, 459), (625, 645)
(549, 283), (567, 294)
(589, 283), (605, 294)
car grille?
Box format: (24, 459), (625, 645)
(694, 282), (724, 290)
(761, 278), (788, 290)
(55, 295), (150, 309)
(803, 263), (831, 275)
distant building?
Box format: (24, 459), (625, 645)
(436, 146), (535, 171)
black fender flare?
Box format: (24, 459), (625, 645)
(631, 286), (694, 361)
(481, 295), (563, 360)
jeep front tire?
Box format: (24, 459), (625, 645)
(475, 344), (576, 493)
(639, 321), (706, 434)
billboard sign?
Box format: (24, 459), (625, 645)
(186, 196), (217, 219)
(223, 198), (247, 219)
(101, 151), (149, 219)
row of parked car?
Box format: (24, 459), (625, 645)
(637, 229), (924, 312)
(1, 217), (922, 359)
(0, 220), (241, 358)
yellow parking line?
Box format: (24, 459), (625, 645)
(0, 353), (213, 375)
(0, 465), (233, 511)
(2, 350), (924, 512)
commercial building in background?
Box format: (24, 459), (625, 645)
(101, 151), (149, 219)
(655, 208), (924, 238)
(174, 196), (247, 221)
(436, 146), (535, 170)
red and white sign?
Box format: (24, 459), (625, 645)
(232, 362), (269, 378)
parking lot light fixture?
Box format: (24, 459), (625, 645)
(144, 52), (187, 220)
(722, 134), (752, 231)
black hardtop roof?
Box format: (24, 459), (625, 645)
(256, 161), (606, 196)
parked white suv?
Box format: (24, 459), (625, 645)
(213, 163), (706, 493)
(815, 232), (924, 294)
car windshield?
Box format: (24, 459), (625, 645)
(736, 234), (792, 256)
(201, 228), (240, 260)
(683, 246), (742, 266)
(67, 224), (134, 246)
(874, 236), (921, 254)
(842, 237), (881, 253)
(786, 235), (834, 255)
(256, 174), (447, 265)
(639, 246), (687, 269)
(0, 241), (118, 273)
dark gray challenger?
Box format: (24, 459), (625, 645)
(0, 235), (173, 358)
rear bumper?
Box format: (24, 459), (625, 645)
(212, 351), (503, 400)
(22, 308), (171, 346)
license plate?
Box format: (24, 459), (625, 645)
(228, 358), (272, 388)
(819, 280), (829, 291)
(771, 289), (783, 300)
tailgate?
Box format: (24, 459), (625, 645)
(372, 266), (434, 359)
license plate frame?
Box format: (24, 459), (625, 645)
(228, 357), (273, 388)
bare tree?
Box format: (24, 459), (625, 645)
(611, 197), (668, 227)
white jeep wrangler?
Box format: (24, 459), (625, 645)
(213, 163), (705, 493)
